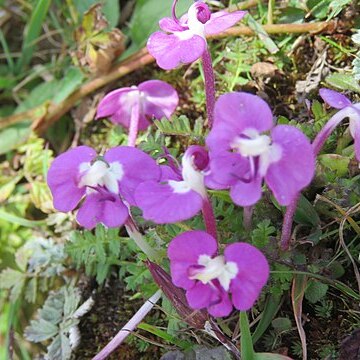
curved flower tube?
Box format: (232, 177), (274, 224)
(47, 145), (161, 229)
(314, 88), (360, 159)
(96, 80), (179, 146)
(168, 230), (269, 317)
(206, 92), (315, 207)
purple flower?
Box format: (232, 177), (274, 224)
(206, 92), (315, 207)
(147, 1), (246, 70)
(168, 230), (269, 317)
(315, 88), (360, 160)
(135, 146), (209, 223)
(96, 80), (179, 130)
(47, 145), (161, 229)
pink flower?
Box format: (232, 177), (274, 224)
(147, 1), (246, 70)
(47, 146), (160, 229)
(168, 230), (269, 317)
(206, 92), (315, 206)
(96, 80), (178, 130)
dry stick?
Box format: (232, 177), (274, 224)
(0, 22), (333, 133)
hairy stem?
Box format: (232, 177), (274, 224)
(201, 49), (216, 127)
(92, 290), (162, 360)
(280, 193), (300, 251)
(127, 100), (140, 147)
(243, 206), (253, 231)
(202, 196), (217, 240)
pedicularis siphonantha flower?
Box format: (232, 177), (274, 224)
(206, 92), (315, 207)
(314, 88), (360, 159)
(47, 146), (160, 229)
(135, 145), (210, 223)
(147, 1), (246, 70)
(96, 80), (178, 146)
(168, 230), (269, 317)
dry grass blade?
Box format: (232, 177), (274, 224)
(291, 274), (308, 360)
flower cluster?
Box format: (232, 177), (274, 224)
(46, 0), (335, 320)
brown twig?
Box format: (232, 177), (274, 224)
(0, 21), (334, 134)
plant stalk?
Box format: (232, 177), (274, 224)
(125, 218), (160, 261)
(201, 48), (216, 127)
(202, 196), (217, 240)
(127, 100), (140, 147)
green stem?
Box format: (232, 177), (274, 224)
(240, 312), (255, 360)
(125, 219), (160, 261)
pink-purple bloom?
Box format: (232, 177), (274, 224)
(96, 80), (179, 130)
(316, 88), (360, 160)
(135, 146), (209, 223)
(47, 145), (160, 229)
(168, 230), (269, 317)
(147, 1), (246, 70)
(206, 92), (315, 207)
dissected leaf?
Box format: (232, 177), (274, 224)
(25, 318), (59, 342)
(305, 280), (328, 304)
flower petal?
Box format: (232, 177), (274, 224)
(76, 192), (128, 229)
(104, 146), (161, 205)
(205, 11), (246, 35)
(139, 80), (179, 120)
(230, 176), (262, 206)
(147, 31), (206, 70)
(319, 88), (352, 109)
(207, 286), (233, 317)
(186, 282), (212, 309)
(135, 181), (203, 223)
(225, 243), (269, 311)
(47, 146), (96, 212)
(96, 88), (136, 127)
(213, 92), (274, 132)
(159, 17), (187, 32)
(206, 151), (248, 189)
(265, 125), (314, 206)
(168, 230), (218, 289)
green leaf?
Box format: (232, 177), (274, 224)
(46, 334), (72, 360)
(16, 0), (52, 72)
(155, 115), (192, 136)
(25, 319), (59, 342)
(240, 312), (255, 360)
(294, 195), (320, 227)
(271, 317), (292, 333)
(0, 208), (46, 227)
(305, 280), (329, 304)
(325, 73), (360, 93)
(0, 122), (31, 155)
(319, 154), (350, 177)
(25, 277), (37, 303)
(327, 0), (352, 20)
(52, 68), (85, 104)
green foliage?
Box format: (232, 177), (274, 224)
(305, 280), (329, 304)
(0, 237), (66, 302)
(314, 299), (334, 319)
(251, 220), (276, 248)
(66, 225), (122, 284)
(270, 264), (292, 296)
(25, 285), (94, 360)
(155, 115), (205, 140)
(325, 73), (360, 93)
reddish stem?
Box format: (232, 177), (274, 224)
(202, 196), (217, 240)
(201, 48), (216, 128)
